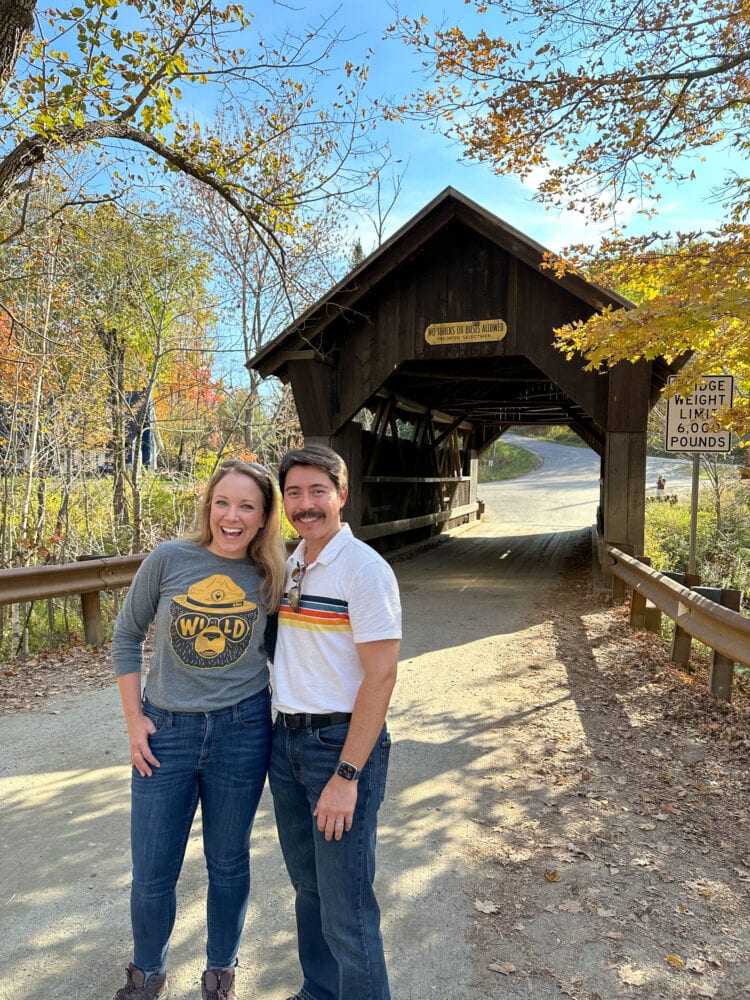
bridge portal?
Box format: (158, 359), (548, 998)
(248, 189), (679, 565)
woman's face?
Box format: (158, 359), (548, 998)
(206, 470), (266, 559)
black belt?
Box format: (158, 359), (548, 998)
(277, 711), (352, 730)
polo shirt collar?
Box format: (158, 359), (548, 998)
(293, 523), (352, 568)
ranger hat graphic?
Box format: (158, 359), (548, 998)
(173, 574), (256, 613)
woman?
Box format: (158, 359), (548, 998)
(111, 459), (286, 1000)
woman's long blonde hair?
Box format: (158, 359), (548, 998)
(185, 459), (286, 612)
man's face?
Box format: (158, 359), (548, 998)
(282, 464), (347, 555)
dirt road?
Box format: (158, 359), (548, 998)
(1, 442), (748, 999)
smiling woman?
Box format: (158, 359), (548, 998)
(108, 456), (287, 1000)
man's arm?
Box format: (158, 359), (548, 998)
(313, 637), (399, 841)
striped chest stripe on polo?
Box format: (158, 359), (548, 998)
(279, 594), (351, 631)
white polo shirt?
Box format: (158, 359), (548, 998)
(271, 524), (402, 714)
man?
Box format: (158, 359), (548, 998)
(270, 444), (401, 1000)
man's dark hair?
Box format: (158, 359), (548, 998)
(278, 444), (348, 495)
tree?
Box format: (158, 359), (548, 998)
(552, 233), (750, 434)
(180, 98), (363, 464)
(391, 0), (750, 220)
(1, 1), (379, 259)
(391, 1), (750, 436)
(69, 200), (218, 547)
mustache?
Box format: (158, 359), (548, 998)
(292, 509), (324, 522)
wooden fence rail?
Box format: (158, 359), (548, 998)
(604, 544), (750, 700)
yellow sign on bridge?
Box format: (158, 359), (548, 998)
(425, 318), (507, 345)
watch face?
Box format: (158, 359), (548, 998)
(337, 761), (358, 781)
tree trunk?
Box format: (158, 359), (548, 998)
(0, 0), (36, 101)
(95, 322), (128, 527)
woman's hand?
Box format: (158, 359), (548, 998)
(127, 711), (159, 777)
(117, 673), (160, 777)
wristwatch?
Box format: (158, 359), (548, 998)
(336, 760), (360, 781)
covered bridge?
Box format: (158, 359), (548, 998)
(248, 188), (676, 563)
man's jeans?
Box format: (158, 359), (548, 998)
(269, 719), (392, 1000)
(129, 688), (271, 977)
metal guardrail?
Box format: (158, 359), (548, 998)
(604, 544), (750, 699)
(7, 539), (745, 698)
(0, 553), (148, 646)
(0, 553), (147, 605)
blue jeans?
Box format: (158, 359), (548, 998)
(129, 688), (271, 977)
(269, 719), (392, 1000)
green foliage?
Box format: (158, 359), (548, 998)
(0, 471), (199, 563)
(137, 472), (200, 546)
(512, 425), (586, 448)
(2, 1), (378, 248)
(280, 507), (299, 542)
(478, 441), (540, 482)
(645, 483), (750, 595)
(0, 591), (122, 658)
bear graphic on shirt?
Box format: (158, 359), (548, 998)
(169, 574), (259, 669)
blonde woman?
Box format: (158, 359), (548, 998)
(111, 459), (286, 1000)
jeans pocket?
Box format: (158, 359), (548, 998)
(236, 689), (271, 728)
(142, 700), (169, 734)
(314, 721), (349, 750)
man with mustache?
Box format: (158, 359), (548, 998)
(270, 444), (402, 1000)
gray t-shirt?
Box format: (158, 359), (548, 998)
(111, 539), (270, 712)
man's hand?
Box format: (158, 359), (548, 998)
(314, 775), (358, 841)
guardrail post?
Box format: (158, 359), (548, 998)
(669, 572), (701, 667)
(606, 542), (634, 603)
(708, 588), (742, 701)
(77, 555), (106, 647)
(81, 592), (106, 646)
(630, 556), (655, 629)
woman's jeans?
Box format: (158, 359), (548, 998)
(269, 719), (392, 1000)
(129, 688), (271, 977)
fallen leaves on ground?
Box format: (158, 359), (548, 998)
(0, 643), (115, 714)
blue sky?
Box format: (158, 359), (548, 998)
(276, 1), (734, 255)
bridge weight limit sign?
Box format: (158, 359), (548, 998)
(664, 374), (734, 575)
(664, 374), (734, 453)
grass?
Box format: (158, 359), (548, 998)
(478, 441), (540, 483)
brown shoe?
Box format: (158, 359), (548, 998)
(201, 968), (235, 1000)
(113, 964), (168, 999)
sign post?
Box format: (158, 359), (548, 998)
(664, 375), (734, 573)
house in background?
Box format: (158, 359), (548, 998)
(0, 398), (72, 475)
(98, 389), (160, 474)
(2, 388), (160, 476)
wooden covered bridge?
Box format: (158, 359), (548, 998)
(248, 189), (676, 563)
